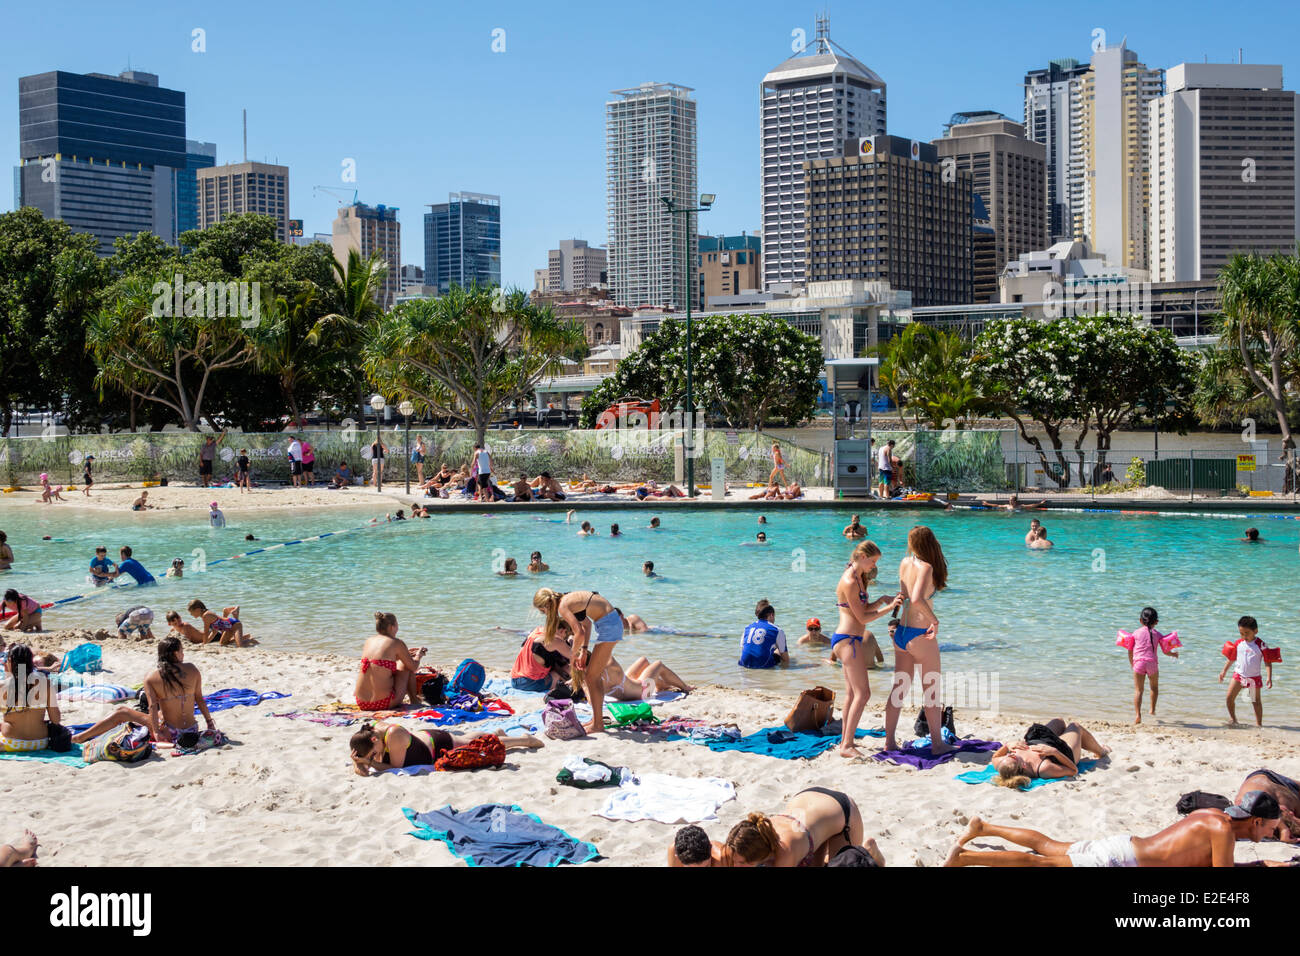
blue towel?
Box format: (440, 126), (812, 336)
(956, 758), (1100, 788)
(403, 804), (599, 867)
(681, 724), (884, 760)
(200, 689), (290, 713)
(0, 747), (87, 768)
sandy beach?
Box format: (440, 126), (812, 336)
(2, 629), (1296, 867)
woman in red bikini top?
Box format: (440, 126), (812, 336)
(354, 611), (427, 711)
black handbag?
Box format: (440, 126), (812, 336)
(47, 722), (73, 752)
(914, 705), (955, 738)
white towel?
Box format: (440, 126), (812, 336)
(597, 773), (736, 824)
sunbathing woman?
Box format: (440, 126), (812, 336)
(71, 637), (219, 747)
(534, 587), (624, 733)
(349, 721), (544, 776)
(722, 790), (884, 867)
(1, 644), (59, 751)
(599, 654), (692, 701)
(354, 612), (426, 710)
(749, 483), (782, 500)
(991, 718), (1111, 789)
(187, 599), (250, 647)
(165, 610), (208, 645)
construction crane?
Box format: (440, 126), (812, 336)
(313, 185), (358, 204)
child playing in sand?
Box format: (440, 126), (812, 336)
(165, 610), (207, 644)
(187, 600), (250, 647)
(1219, 615), (1275, 727)
(1120, 606), (1180, 724)
(39, 474), (65, 503)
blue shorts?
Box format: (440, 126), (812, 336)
(511, 675), (552, 693)
(831, 632), (861, 657)
(879, 470), (892, 483)
(592, 609), (623, 644)
(893, 625), (928, 651)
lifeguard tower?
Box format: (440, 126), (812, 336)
(825, 357), (878, 498)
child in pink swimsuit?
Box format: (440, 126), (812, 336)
(1124, 606), (1179, 724)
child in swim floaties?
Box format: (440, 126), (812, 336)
(1117, 606), (1181, 724)
(1218, 615), (1279, 727)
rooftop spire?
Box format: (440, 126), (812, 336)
(814, 14), (830, 54)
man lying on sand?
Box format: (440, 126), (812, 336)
(0, 829), (37, 867)
(1184, 769), (1300, 843)
(945, 790), (1288, 867)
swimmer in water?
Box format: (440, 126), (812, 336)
(1240, 527), (1262, 543)
(843, 515), (867, 539)
(1024, 518), (1041, 545)
(616, 608), (649, 634)
(527, 551), (549, 573)
(498, 557), (518, 577)
(758, 516), (767, 525)
(643, 560), (656, 577)
(610, 523), (621, 537)
(244, 534), (257, 541)
(649, 517), (661, 529)
(578, 521), (597, 537)
(1028, 526), (1054, 550)
(751, 531), (768, 545)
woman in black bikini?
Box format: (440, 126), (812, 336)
(533, 587), (624, 733)
(348, 721), (543, 776)
(722, 789), (883, 867)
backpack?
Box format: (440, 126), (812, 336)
(542, 699), (586, 740)
(84, 722), (154, 764)
(914, 705), (956, 738)
(415, 668), (446, 706)
(450, 659), (485, 696)
(434, 733), (505, 771)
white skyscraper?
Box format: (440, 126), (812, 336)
(1023, 58), (1090, 242)
(1149, 63), (1299, 282)
(605, 82), (698, 310)
(760, 16), (886, 292)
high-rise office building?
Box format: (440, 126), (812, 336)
(423, 192), (501, 294)
(547, 239), (607, 292)
(196, 161), (291, 242)
(934, 115), (1047, 291)
(1150, 63), (1299, 282)
(332, 202), (402, 308)
(606, 83), (698, 310)
(17, 69), (185, 254)
(1023, 58), (1091, 242)
(804, 136), (973, 306)
(698, 234), (762, 308)
(177, 140), (216, 237)
(971, 193), (998, 303)
(761, 16), (886, 292)
(1075, 42), (1164, 270)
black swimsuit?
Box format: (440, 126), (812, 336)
(566, 591), (598, 623)
(389, 729), (453, 767)
(797, 787), (854, 843)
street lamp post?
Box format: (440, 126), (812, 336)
(400, 400), (414, 494)
(369, 394), (386, 493)
(661, 192), (715, 498)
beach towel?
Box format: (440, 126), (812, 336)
(402, 804), (599, 867)
(59, 683), (133, 703)
(955, 758), (1100, 788)
(0, 747), (87, 768)
(267, 711), (357, 728)
(683, 724), (884, 759)
(597, 773), (736, 824)
(201, 689), (290, 713)
(872, 738), (1001, 770)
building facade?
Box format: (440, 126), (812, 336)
(1023, 58), (1091, 243)
(606, 82), (698, 310)
(547, 238), (606, 292)
(698, 233), (762, 308)
(423, 192), (501, 294)
(196, 161), (291, 243)
(331, 203), (401, 308)
(761, 16), (886, 292)
(177, 140), (216, 238)
(804, 136), (973, 307)
(933, 116), (1046, 294)
(1149, 63), (1299, 282)
(17, 69), (186, 253)
(1075, 43), (1164, 270)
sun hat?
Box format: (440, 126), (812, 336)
(210, 501), (219, 508)
(807, 618), (821, 629)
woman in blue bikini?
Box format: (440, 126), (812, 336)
(884, 526), (950, 754)
(832, 541), (902, 758)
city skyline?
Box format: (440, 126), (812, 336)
(4, 0), (1299, 290)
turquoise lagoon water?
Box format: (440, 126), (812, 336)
(2, 503), (1296, 727)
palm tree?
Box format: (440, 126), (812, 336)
(248, 289), (335, 426)
(1216, 250), (1300, 489)
(314, 249), (389, 422)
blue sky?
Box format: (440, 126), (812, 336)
(4, 0), (1298, 289)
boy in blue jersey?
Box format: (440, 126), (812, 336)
(739, 599), (788, 669)
(89, 547), (117, 587)
(116, 546), (156, 586)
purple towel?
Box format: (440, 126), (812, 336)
(872, 738), (1000, 770)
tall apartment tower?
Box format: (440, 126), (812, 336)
(547, 239), (607, 292)
(196, 161), (291, 243)
(423, 192), (502, 294)
(17, 69), (185, 254)
(606, 82), (698, 310)
(177, 140), (216, 237)
(1149, 63), (1299, 282)
(761, 16), (886, 292)
(804, 136), (973, 306)
(332, 202), (402, 308)
(1075, 42), (1164, 270)
(1023, 58), (1091, 242)
(934, 116), (1047, 291)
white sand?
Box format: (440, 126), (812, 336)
(2, 630), (1296, 867)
